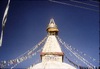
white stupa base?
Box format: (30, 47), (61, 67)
(28, 61), (76, 69)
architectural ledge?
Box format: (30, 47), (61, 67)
(40, 52), (64, 56)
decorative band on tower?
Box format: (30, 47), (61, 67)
(40, 52), (64, 56)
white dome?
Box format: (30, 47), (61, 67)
(28, 61), (76, 69)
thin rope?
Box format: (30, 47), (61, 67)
(49, 0), (99, 12)
(10, 36), (47, 68)
(11, 42), (44, 69)
(89, 0), (100, 3)
(57, 37), (79, 68)
(0, 36), (47, 68)
(57, 36), (98, 63)
(0, 0), (10, 47)
(65, 55), (78, 68)
(57, 36), (95, 68)
(57, 36), (88, 67)
(15, 36), (47, 59)
(70, 0), (99, 7)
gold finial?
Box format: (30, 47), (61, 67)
(50, 18), (55, 24)
(47, 18), (59, 35)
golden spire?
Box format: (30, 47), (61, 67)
(46, 18), (59, 35)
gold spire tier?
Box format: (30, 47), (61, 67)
(46, 18), (59, 35)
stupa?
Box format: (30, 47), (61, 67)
(28, 18), (76, 69)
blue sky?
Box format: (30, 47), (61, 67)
(0, 0), (99, 68)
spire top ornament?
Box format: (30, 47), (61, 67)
(47, 18), (59, 35)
